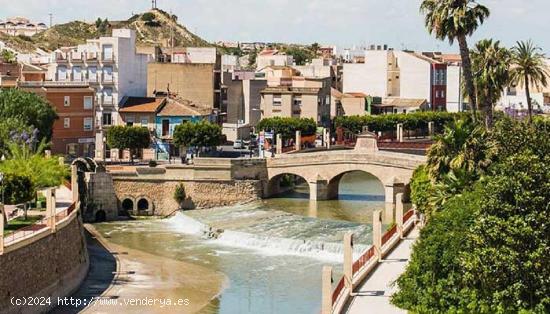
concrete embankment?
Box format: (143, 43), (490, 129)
(74, 224), (227, 313)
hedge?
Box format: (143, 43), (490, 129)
(256, 117), (317, 139)
(333, 112), (468, 134)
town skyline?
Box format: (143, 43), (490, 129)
(1, 0), (549, 53)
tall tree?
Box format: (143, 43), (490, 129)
(420, 0), (490, 120)
(510, 40), (549, 123)
(470, 39), (511, 128)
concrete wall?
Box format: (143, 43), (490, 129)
(0, 214), (89, 314)
(343, 50), (389, 96)
(393, 51), (431, 103)
(147, 63), (215, 108)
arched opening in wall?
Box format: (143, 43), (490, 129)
(121, 198), (134, 216)
(328, 171), (385, 202)
(95, 210), (107, 222)
(137, 198), (150, 212)
(267, 173), (309, 199)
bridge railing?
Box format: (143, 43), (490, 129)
(330, 207), (417, 313)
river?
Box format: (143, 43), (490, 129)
(93, 171), (386, 314)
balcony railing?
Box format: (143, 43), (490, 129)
(102, 96), (114, 105)
(101, 52), (114, 62)
(102, 75), (114, 83)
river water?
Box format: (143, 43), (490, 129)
(94, 172), (386, 314)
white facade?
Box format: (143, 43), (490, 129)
(343, 50), (390, 97)
(256, 54), (294, 70)
(172, 47), (217, 64)
(294, 58), (333, 78)
(446, 64), (463, 112)
(393, 51), (432, 102)
(47, 29), (151, 128)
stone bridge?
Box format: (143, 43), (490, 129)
(265, 150), (425, 204)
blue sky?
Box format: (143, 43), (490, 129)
(1, 0), (548, 53)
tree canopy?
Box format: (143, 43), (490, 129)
(0, 89), (57, 154)
(106, 126), (151, 162)
(173, 120), (223, 149)
(256, 117), (317, 139)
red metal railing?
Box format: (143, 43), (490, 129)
(403, 209), (414, 224)
(352, 246), (375, 274)
(332, 276), (346, 304)
(381, 225), (398, 246)
(3, 218), (49, 244)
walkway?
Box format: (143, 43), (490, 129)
(345, 227), (420, 314)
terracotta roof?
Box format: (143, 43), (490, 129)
(21, 63), (47, 73)
(259, 49), (279, 56)
(119, 97), (165, 113)
(331, 88), (343, 99)
(157, 98), (212, 117)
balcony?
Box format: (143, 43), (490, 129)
(101, 52), (114, 63)
(102, 74), (114, 84)
(55, 52), (69, 63)
(70, 52), (84, 62)
(102, 96), (114, 106)
(86, 52), (99, 62)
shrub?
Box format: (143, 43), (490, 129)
(148, 160), (157, 168)
(141, 12), (155, 22)
(173, 184), (186, 208)
(409, 165), (434, 215)
(256, 117), (317, 140)
(0, 173), (34, 205)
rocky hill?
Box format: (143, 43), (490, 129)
(1, 9), (210, 52)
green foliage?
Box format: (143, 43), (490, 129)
(173, 120), (223, 149)
(0, 140), (68, 190)
(510, 40), (549, 123)
(394, 117), (550, 313)
(148, 160), (157, 168)
(0, 88), (57, 146)
(282, 45), (317, 65)
(173, 184), (186, 206)
(470, 39), (511, 128)
(334, 111), (466, 134)
(141, 12), (155, 22)
(256, 117), (317, 140)
(0, 117), (31, 157)
(106, 126), (151, 151)
(0, 49), (16, 63)
(0, 173), (34, 205)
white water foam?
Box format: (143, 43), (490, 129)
(165, 212), (210, 236)
(213, 229), (369, 263)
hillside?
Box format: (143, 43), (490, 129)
(1, 9), (210, 52)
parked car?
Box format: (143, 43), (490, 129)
(233, 140), (244, 149)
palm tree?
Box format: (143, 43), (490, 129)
(470, 39), (511, 128)
(510, 40), (549, 123)
(420, 0), (490, 120)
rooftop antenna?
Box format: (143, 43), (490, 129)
(49, 13), (53, 28)
(152, 0), (157, 9)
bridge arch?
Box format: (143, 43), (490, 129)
(136, 196), (153, 215)
(266, 172), (310, 198)
(326, 170), (385, 201)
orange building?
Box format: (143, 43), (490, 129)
(20, 82), (96, 158)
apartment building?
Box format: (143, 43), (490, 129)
(46, 29), (151, 159)
(295, 58), (343, 91)
(260, 66), (331, 127)
(20, 82), (96, 158)
(147, 47), (222, 117)
(0, 17), (47, 37)
(222, 71), (267, 141)
(256, 50), (294, 70)
(343, 48), (447, 111)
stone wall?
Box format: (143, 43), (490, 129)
(112, 179), (263, 216)
(0, 215), (89, 314)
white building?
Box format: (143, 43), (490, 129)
(0, 17), (47, 37)
(343, 49), (448, 111)
(47, 29), (152, 159)
(256, 50), (294, 70)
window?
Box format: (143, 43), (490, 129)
(273, 94), (282, 106)
(441, 91), (446, 98)
(64, 96), (71, 107)
(64, 118), (70, 128)
(57, 66), (67, 81)
(67, 144), (78, 157)
(126, 116), (134, 127)
(141, 117), (148, 127)
(102, 113), (112, 126)
(293, 95), (302, 106)
(435, 91), (440, 98)
(88, 66), (97, 81)
(83, 117), (93, 131)
(84, 96), (93, 109)
(72, 66), (82, 81)
(103, 66), (113, 82)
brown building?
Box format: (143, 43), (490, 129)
(20, 82), (96, 158)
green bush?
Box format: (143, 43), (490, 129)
(173, 184), (186, 208)
(141, 12), (155, 22)
(173, 120), (223, 149)
(148, 160), (157, 168)
(0, 173), (34, 205)
(256, 117), (317, 139)
(334, 111), (468, 134)
(409, 165), (434, 215)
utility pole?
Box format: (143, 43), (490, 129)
(49, 13), (53, 28)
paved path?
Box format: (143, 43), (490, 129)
(345, 227), (420, 314)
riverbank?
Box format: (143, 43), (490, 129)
(76, 224), (227, 313)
